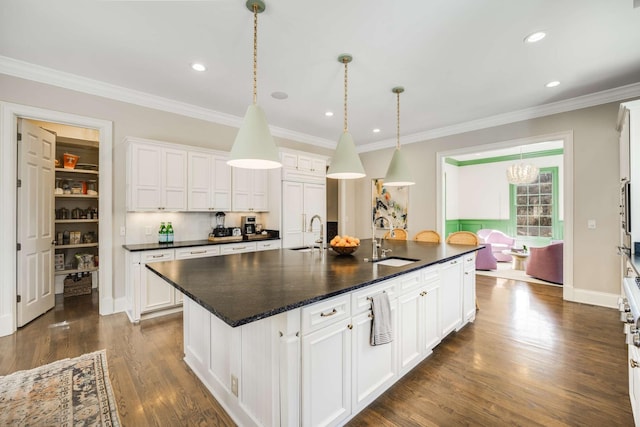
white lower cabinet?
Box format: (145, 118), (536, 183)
(440, 257), (463, 337)
(462, 253), (476, 324)
(140, 250), (178, 314)
(397, 266), (441, 375)
(256, 240), (281, 251)
(629, 344), (640, 423)
(220, 242), (257, 255)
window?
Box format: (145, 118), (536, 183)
(514, 170), (554, 237)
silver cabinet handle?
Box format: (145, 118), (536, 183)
(152, 254), (165, 259)
(233, 246), (247, 251)
(190, 250), (207, 254)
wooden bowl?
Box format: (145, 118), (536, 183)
(330, 244), (359, 256)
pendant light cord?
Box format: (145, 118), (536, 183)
(253, 4), (258, 105)
(343, 58), (348, 132)
(396, 91), (400, 149)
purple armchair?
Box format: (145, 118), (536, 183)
(477, 229), (515, 262)
(525, 242), (563, 285)
(476, 243), (498, 270)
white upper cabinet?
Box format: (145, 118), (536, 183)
(187, 151), (231, 211)
(126, 138), (187, 211)
(281, 150), (327, 183)
(232, 168), (269, 212)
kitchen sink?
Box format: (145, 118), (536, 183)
(374, 257), (419, 267)
(289, 246), (321, 253)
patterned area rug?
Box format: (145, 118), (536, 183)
(0, 349), (121, 426)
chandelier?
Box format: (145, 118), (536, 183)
(506, 149), (539, 184)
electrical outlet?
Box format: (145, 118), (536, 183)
(120, 226), (126, 236)
(144, 226), (152, 235)
(231, 375), (238, 397)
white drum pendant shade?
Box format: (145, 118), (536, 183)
(326, 131), (366, 179)
(384, 147), (414, 186)
(228, 104), (281, 169)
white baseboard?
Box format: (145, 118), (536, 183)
(565, 287), (620, 309)
(113, 296), (127, 314)
(0, 313), (15, 337)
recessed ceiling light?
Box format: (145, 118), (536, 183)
(271, 91), (288, 100)
(524, 31), (546, 43)
(372, 128), (381, 133)
(545, 80), (560, 88)
(325, 111), (334, 117)
(191, 63), (206, 72)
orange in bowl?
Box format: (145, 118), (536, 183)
(329, 235), (360, 255)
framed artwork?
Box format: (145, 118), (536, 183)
(372, 178), (408, 230)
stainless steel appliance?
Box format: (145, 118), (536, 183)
(241, 216), (256, 235)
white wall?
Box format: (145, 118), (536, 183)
(443, 162), (459, 220)
(453, 154), (563, 220)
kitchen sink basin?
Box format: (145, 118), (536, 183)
(289, 246), (321, 253)
(374, 257), (419, 267)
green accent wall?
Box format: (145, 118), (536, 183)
(445, 148), (563, 167)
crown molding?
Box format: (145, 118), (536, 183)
(2, 55), (638, 154)
(359, 81), (640, 153)
(0, 55), (335, 149)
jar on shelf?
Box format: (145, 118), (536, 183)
(86, 180), (98, 195)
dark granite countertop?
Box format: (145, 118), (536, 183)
(123, 234), (280, 252)
(146, 239), (479, 327)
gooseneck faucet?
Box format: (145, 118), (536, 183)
(372, 216), (395, 260)
(308, 214), (324, 250)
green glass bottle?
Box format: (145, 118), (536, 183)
(158, 222), (167, 243)
(166, 222), (174, 243)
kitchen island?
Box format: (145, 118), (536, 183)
(147, 239), (479, 426)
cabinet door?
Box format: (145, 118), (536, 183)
(140, 250), (176, 314)
(161, 147), (187, 211)
(187, 151), (211, 211)
(251, 169), (268, 211)
(281, 152), (298, 169)
(629, 345), (640, 423)
(129, 143), (162, 210)
(311, 158), (326, 176)
(232, 168), (251, 211)
(440, 258), (463, 337)
(397, 288), (423, 374)
(423, 285), (441, 352)
(462, 255), (476, 324)
(282, 181), (304, 248)
(212, 156), (232, 211)
(302, 319), (352, 427)
(352, 305), (397, 411)
(297, 154), (313, 172)
(303, 183), (326, 247)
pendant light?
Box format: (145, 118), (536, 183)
(506, 147), (539, 184)
(384, 86), (415, 186)
(227, 0), (281, 170)
(326, 54), (366, 179)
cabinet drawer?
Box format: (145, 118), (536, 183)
(256, 240), (280, 251)
(396, 271), (422, 295)
(351, 279), (397, 315)
(142, 249), (174, 263)
(421, 265), (440, 284)
(175, 246), (220, 259)
(463, 253), (475, 269)
(301, 294), (351, 334)
(220, 242), (257, 255)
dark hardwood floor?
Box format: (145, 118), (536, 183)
(0, 276), (633, 426)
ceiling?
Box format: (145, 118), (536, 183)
(1, 0), (640, 152)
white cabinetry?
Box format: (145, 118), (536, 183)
(140, 250), (180, 314)
(439, 257), (463, 337)
(256, 240), (280, 251)
(462, 253), (477, 324)
(620, 100), (640, 250)
(629, 344), (640, 423)
(301, 294), (352, 427)
(282, 181), (326, 248)
(281, 151), (326, 177)
(187, 151), (231, 211)
(220, 242), (257, 255)
(232, 168), (269, 212)
(126, 138), (187, 211)
(397, 267), (441, 375)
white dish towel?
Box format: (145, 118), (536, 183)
(370, 292), (393, 346)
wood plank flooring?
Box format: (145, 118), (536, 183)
(0, 276), (633, 426)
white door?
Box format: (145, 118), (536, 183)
(282, 181), (304, 248)
(17, 119), (55, 327)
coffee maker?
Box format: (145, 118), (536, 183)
(241, 216), (256, 235)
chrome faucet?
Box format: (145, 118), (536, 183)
(308, 214), (324, 250)
(372, 216), (395, 260)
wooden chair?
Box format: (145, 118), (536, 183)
(413, 230), (441, 243)
(383, 228), (408, 240)
(446, 231), (480, 310)
(445, 231), (479, 245)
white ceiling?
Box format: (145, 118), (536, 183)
(1, 0), (640, 152)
